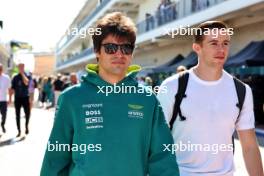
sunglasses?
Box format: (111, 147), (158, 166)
(101, 43), (134, 55)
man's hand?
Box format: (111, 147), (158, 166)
(20, 72), (29, 86)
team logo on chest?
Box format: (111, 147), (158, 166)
(128, 104), (144, 119)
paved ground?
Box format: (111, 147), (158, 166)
(0, 107), (53, 176)
(0, 107), (263, 176)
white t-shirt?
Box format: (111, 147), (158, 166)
(0, 73), (11, 101)
(157, 68), (255, 176)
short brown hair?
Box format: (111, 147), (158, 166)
(194, 21), (229, 44)
(92, 12), (137, 53)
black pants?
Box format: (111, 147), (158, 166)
(41, 91), (46, 103)
(0, 101), (7, 127)
(15, 97), (30, 132)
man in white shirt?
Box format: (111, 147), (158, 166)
(157, 21), (263, 176)
(0, 63), (11, 133)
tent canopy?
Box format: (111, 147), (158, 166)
(225, 40), (264, 67)
(173, 51), (198, 69)
(152, 54), (185, 72)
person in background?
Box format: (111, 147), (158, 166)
(10, 63), (31, 137)
(69, 72), (78, 85)
(52, 73), (63, 107)
(61, 75), (69, 91)
(145, 13), (155, 31)
(44, 77), (53, 109)
(0, 63), (11, 134)
(176, 65), (187, 73)
(145, 76), (153, 87)
(37, 76), (44, 108)
(40, 77), (47, 108)
(137, 76), (145, 85)
(62, 72), (79, 90)
(28, 72), (37, 111)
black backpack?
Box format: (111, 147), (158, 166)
(169, 71), (246, 152)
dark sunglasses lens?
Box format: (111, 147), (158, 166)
(104, 44), (118, 54)
(120, 44), (134, 55)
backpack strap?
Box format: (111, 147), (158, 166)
(169, 72), (189, 130)
(232, 77), (246, 154)
(233, 77), (246, 123)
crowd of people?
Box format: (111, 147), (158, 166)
(192, 0), (210, 12)
(0, 62), (79, 137)
(144, 0), (178, 32)
(37, 72), (78, 109)
(137, 65), (187, 89)
(144, 0), (211, 32)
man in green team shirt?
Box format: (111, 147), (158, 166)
(40, 12), (179, 176)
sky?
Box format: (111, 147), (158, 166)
(0, 0), (87, 52)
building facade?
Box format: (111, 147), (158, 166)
(54, 0), (264, 73)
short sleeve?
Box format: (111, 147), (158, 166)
(235, 85), (255, 131)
